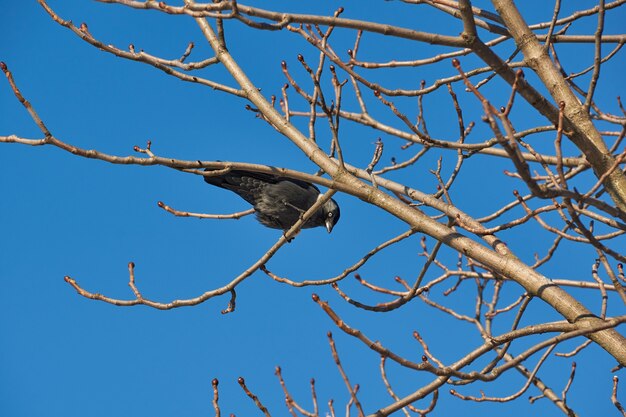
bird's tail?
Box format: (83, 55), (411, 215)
(202, 168), (231, 188)
(202, 168), (265, 206)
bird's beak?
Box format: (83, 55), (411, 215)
(325, 218), (334, 233)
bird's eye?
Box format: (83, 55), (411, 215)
(328, 212), (333, 218)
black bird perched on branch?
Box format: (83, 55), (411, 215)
(203, 169), (340, 233)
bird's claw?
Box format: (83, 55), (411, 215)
(282, 231), (295, 243)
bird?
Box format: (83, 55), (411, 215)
(203, 168), (340, 233)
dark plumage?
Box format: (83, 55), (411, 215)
(203, 169), (340, 233)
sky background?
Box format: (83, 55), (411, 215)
(1, 1), (625, 416)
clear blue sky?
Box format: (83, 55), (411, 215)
(1, 1), (624, 416)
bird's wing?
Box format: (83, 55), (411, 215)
(263, 180), (320, 211)
(204, 169), (322, 208)
(203, 171), (260, 204)
(239, 171), (321, 194)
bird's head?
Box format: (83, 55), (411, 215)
(322, 198), (341, 233)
